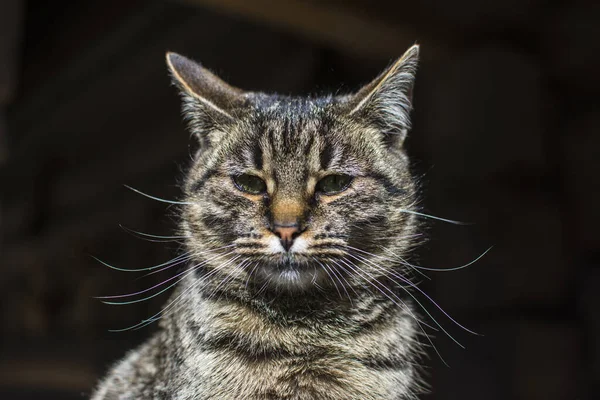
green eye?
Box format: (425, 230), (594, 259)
(316, 174), (353, 195)
(232, 174), (267, 194)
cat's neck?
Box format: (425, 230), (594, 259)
(165, 275), (412, 341)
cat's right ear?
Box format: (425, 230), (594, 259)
(166, 52), (247, 146)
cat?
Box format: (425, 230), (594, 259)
(91, 44), (427, 400)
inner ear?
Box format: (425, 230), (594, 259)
(166, 52), (247, 118)
(166, 53), (252, 148)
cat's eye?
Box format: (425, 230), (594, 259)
(232, 174), (267, 195)
(315, 174), (353, 195)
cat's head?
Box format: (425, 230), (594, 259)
(168, 46), (421, 296)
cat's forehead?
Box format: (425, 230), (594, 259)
(248, 96), (336, 158)
(219, 95), (369, 177)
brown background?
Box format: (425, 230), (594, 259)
(0, 0), (598, 398)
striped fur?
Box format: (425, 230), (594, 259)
(92, 45), (427, 400)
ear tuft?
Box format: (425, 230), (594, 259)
(345, 44), (420, 146)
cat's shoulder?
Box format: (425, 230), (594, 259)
(90, 332), (168, 400)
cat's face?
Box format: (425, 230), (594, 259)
(170, 46), (420, 294)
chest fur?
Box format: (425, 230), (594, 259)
(165, 302), (416, 400)
(170, 347), (411, 400)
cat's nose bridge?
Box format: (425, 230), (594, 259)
(270, 196), (305, 226)
(269, 196), (306, 251)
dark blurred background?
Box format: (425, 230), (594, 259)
(1, 0), (598, 398)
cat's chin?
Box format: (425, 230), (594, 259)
(252, 257), (331, 292)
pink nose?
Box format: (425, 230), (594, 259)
(273, 225), (300, 251)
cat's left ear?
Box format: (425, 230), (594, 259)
(166, 52), (247, 146)
(343, 44), (419, 147)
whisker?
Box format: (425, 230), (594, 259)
(313, 258), (343, 300)
(381, 248), (432, 281)
(92, 244), (235, 273)
(119, 224), (191, 242)
(97, 251), (234, 300)
(328, 261), (355, 305)
(108, 255), (239, 332)
(131, 263), (234, 331)
(100, 251), (236, 305)
(124, 184), (193, 205)
(90, 252), (191, 273)
(338, 257), (449, 366)
(347, 252), (477, 346)
(346, 244), (428, 282)
(331, 260), (358, 306)
(361, 243), (491, 273)
(244, 261), (261, 291)
(255, 275), (272, 296)
(397, 208), (470, 225)
(349, 252), (419, 289)
(329, 259), (361, 299)
(337, 257), (437, 331)
(136, 255), (195, 279)
(141, 244), (236, 277)
(207, 258), (248, 302)
(325, 260), (355, 305)
(343, 244), (430, 280)
(396, 246), (493, 272)
(208, 257), (244, 299)
(369, 233), (424, 241)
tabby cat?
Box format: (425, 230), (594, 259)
(92, 44), (427, 400)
